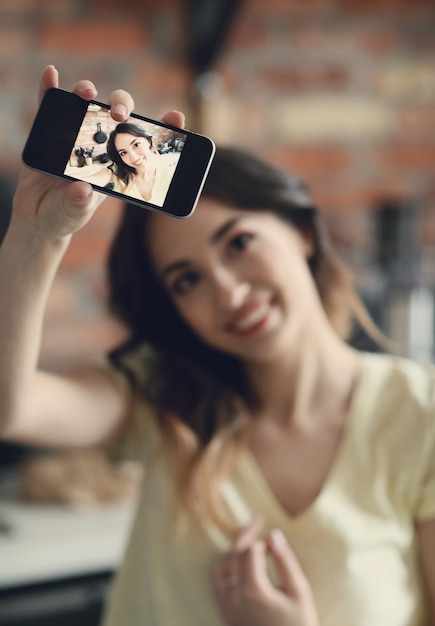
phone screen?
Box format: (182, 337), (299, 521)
(66, 102), (188, 209)
(23, 89), (215, 218)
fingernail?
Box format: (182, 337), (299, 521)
(271, 528), (287, 546)
(113, 103), (127, 118)
(71, 185), (92, 201)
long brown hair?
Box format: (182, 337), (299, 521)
(107, 147), (379, 530)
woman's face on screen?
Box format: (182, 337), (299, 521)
(115, 133), (153, 170)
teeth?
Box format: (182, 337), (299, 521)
(233, 303), (269, 331)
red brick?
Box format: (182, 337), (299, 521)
(0, 0), (43, 17)
(89, 0), (180, 11)
(133, 63), (191, 97)
(291, 26), (398, 58)
(399, 108), (435, 141)
(264, 146), (352, 178)
(343, 0), (435, 14)
(38, 20), (149, 53)
(290, 28), (340, 49)
(258, 67), (351, 91)
(225, 18), (269, 50)
(0, 30), (31, 55)
(0, 0), (77, 21)
(357, 31), (397, 54)
(247, 0), (335, 15)
(378, 145), (435, 170)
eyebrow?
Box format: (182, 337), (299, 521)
(210, 217), (241, 244)
(117, 138), (139, 154)
(160, 216), (244, 279)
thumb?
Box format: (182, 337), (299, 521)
(58, 181), (102, 235)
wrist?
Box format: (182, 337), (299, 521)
(7, 211), (72, 257)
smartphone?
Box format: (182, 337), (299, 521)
(22, 88), (215, 218)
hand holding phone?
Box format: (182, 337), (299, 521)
(10, 67), (189, 245)
(22, 85), (215, 219)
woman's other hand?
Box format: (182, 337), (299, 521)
(213, 516), (318, 626)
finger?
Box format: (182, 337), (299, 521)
(65, 180), (107, 215)
(38, 65), (59, 104)
(161, 110), (185, 129)
(214, 562), (232, 595)
(214, 549), (242, 594)
(241, 539), (271, 589)
(107, 89), (135, 122)
(216, 514), (265, 589)
(234, 514), (264, 553)
(65, 180), (93, 202)
(267, 529), (309, 596)
(212, 570), (236, 626)
(214, 559), (243, 598)
(72, 79), (98, 101)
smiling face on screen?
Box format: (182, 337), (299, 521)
(115, 133), (154, 171)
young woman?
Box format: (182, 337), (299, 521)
(71, 121), (175, 206)
(1, 66), (434, 626)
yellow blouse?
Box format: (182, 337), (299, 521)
(102, 353), (435, 626)
(111, 153), (178, 207)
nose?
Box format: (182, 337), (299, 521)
(127, 147), (140, 165)
(212, 267), (250, 311)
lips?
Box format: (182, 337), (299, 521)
(227, 300), (271, 335)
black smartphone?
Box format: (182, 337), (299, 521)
(22, 88), (215, 218)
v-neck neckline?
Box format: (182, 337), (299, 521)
(236, 353), (368, 525)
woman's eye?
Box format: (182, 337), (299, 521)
(134, 141), (141, 148)
(229, 233), (253, 253)
(171, 271), (198, 295)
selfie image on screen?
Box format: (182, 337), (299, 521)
(64, 103), (187, 207)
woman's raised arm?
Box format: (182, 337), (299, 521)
(0, 66), (180, 448)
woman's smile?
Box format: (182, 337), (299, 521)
(225, 297), (275, 336)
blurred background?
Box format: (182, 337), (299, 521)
(0, 0), (435, 624)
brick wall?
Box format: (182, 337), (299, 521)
(1, 0), (435, 367)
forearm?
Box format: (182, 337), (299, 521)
(0, 66), (138, 443)
(0, 211), (70, 434)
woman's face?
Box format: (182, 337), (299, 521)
(146, 197), (321, 365)
(114, 133), (153, 169)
